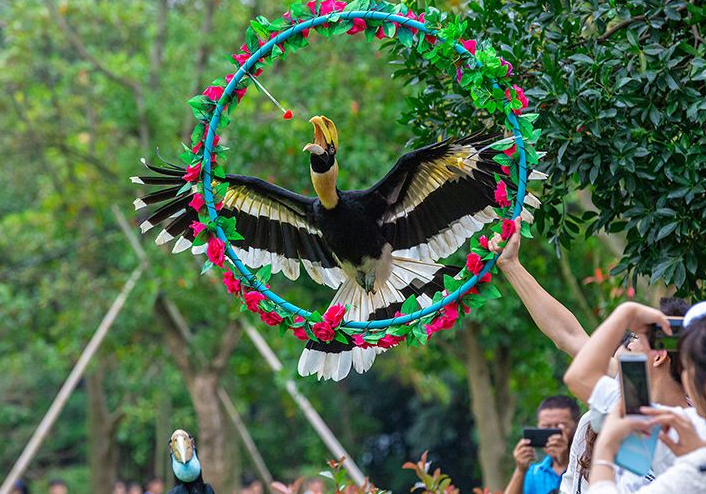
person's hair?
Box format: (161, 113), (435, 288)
(578, 425), (598, 480)
(48, 480), (66, 488)
(147, 477), (163, 486)
(679, 316), (706, 412)
(127, 482), (142, 491)
(661, 297), (690, 384)
(13, 480), (29, 494)
(537, 395), (581, 422)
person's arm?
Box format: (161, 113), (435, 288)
(489, 217), (588, 358)
(503, 438), (535, 494)
(564, 303), (669, 404)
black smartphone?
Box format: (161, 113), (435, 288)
(648, 317), (683, 352)
(619, 354), (651, 416)
(523, 427), (561, 447)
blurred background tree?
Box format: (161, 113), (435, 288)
(1, 0), (701, 493)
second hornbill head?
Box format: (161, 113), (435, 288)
(304, 115), (339, 209)
(169, 429), (201, 483)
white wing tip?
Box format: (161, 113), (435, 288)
(133, 198), (147, 210)
(172, 237), (192, 253)
(140, 221), (153, 234)
(155, 229), (174, 245)
(140, 157), (147, 165)
(130, 176), (144, 184)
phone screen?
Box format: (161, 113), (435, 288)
(621, 359), (650, 415)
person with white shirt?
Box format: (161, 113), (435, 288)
(568, 302), (706, 493)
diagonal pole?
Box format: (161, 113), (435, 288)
(243, 326), (366, 486)
(0, 208), (146, 494)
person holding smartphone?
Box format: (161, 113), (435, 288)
(583, 302), (706, 493)
(504, 396), (580, 494)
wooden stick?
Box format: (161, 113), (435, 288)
(244, 325), (367, 486)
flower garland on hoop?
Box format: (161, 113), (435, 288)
(179, 0), (541, 351)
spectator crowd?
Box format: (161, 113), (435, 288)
(490, 218), (706, 494)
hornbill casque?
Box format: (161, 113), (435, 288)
(133, 116), (542, 380)
(167, 429), (216, 494)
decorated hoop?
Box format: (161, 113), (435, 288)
(184, 1), (538, 348)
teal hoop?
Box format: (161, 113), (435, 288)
(200, 9), (528, 330)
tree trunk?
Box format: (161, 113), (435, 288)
(185, 372), (239, 494)
(461, 324), (510, 491)
(86, 367), (120, 494)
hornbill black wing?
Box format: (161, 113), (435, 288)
(204, 484), (216, 494)
(366, 132), (539, 262)
(166, 484), (189, 494)
(132, 160), (345, 289)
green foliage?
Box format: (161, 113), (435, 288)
(391, 0), (706, 297)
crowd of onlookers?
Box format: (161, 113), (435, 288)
(11, 477), (166, 494)
(490, 218), (706, 493)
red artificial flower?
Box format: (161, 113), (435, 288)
(290, 316), (309, 341)
(501, 165), (511, 175)
(505, 84), (529, 115)
(466, 252), (483, 275)
(188, 193), (205, 211)
(203, 85), (224, 102)
(261, 311), (284, 326)
(323, 304), (346, 328)
(627, 286), (636, 298)
(190, 221), (206, 236)
(375, 21), (399, 39)
(312, 321), (335, 342)
(478, 235), (489, 249)
(501, 218), (516, 240)
(460, 38), (476, 55)
(479, 272), (492, 283)
(206, 236), (226, 268)
(352, 334), (371, 348)
(495, 180), (511, 208)
(347, 18), (366, 35)
(503, 143), (517, 157)
(425, 303), (460, 337)
(292, 326), (309, 341)
(244, 291), (266, 313)
(223, 270), (241, 294)
(235, 87), (247, 103)
(377, 334), (404, 349)
(183, 163), (201, 182)
(456, 67), (463, 83)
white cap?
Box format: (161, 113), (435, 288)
(684, 301), (706, 327)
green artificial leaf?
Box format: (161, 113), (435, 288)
(309, 310), (324, 323)
(493, 154), (513, 167)
(289, 2), (315, 20)
(177, 181), (194, 196)
(250, 20), (270, 39)
(520, 220), (533, 238)
(397, 26), (414, 47)
(256, 264), (272, 284)
(246, 26), (260, 52)
(443, 274), (463, 293)
(383, 21), (396, 38)
(478, 283), (501, 300)
(400, 295), (419, 315)
(343, 0), (371, 12)
(333, 332), (348, 344)
(332, 20), (353, 35)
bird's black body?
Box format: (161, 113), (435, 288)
(167, 474), (216, 494)
(312, 190), (387, 266)
(132, 116), (542, 379)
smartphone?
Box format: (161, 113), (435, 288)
(648, 317), (683, 352)
(619, 354), (651, 416)
(615, 426), (662, 476)
(523, 427), (561, 447)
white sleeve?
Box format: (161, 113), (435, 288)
(589, 448), (706, 494)
(588, 375), (620, 432)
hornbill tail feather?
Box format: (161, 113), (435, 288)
(297, 258), (457, 381)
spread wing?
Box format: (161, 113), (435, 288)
(131, 159), (345, 289)
(366, 133), (540, 262)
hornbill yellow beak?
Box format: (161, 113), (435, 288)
(303, 116), (338, 155)
(170, 429), (194, 464)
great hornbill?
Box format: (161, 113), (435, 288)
(133, 116), (541, 380)
(167, 429), (216, 494)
